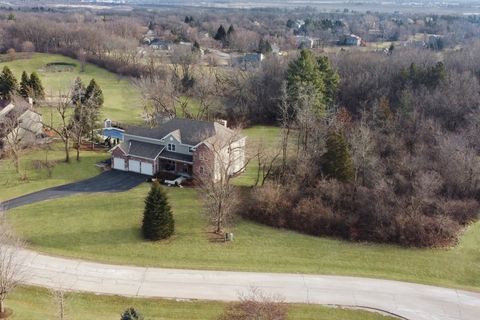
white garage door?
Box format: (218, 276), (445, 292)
(141, 162), (153, 176)
(112, 158), (126, 171)
(128, 160), (141, 173)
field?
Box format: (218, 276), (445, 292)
(8, 183), (480, 291)
(7, 286), (394, 320)
(0, 53), (143, 124)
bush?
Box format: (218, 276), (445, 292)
(142, 181), (175, 241)
(120, 308), (144, 320)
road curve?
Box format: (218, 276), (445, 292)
(15, 248), (480, 320)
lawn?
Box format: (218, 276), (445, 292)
(7, 286), (394, 320)
(0, 53), (143, 124)
(233, 125), (283, 186)
(8, 184), (480, 291)
(0, 143), (107, 201)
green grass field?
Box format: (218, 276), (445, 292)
(8, 184), (480, 291)
(7, 286), (393, 320)
(0, 143), (108, 201)
(0, 53), (143, 124)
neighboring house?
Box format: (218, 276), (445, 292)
(295, 35), (314, 49)
(0, 100), (45, 150)
(232, 53), (264, 70)
(110, 118), (246, 182)
(344, 34), (362, 46)
(149, 39), (173, 50)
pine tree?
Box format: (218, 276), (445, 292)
(29, 72), (45, 100)
(0, 66), (18, 100)
(321, 130), (354, 182)
(316, 56), (339, 108)
(214, 25), (227, 42)
(19, 71), (30, 99)
(142, 182), (175, 241)
(84, 79), (104, 106)
(227, 24), (235, 36)
(192, 40), (201, 52)
(71, 77), (86, 106)
(120, 308), (144, 320)
(258, 39), (272, 54)
(286, 49), (325, 114)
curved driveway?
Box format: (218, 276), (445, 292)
(1, 171), (146, 210)
(15, 248), (480, 320)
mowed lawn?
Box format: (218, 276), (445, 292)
(0, 143), (107, 201)
(0, 53), (143, 124)
(8, 184), (480, 291)
(7, 286), (394, 320)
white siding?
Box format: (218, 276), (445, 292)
(113, 158), (126, 171)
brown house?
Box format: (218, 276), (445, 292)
(110, 118), (246, 181)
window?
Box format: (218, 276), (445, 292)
(199, 152), (205, 161)
(188, 147), (194, 153)
(167, 143), (175, 151)
(199, 166), (205, 174)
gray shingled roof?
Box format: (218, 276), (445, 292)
(126, 118), (234, 146)
(159, 150), (193, 163)
(128, 141), (165, 159)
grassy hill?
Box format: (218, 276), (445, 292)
(0, 53), (143, 124)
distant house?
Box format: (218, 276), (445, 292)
(342, 34), (362, 46)
(232, 53), (264, 70)
(149, 39), (173, 51)
(0, 100), (45, 151)
(110, 118), (246, 181)
(295, 35), (314, 49)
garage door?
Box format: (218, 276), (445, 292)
(128, 160), (141, 173)
(141, 162), (153, 176)
(112, 158), (126, 171)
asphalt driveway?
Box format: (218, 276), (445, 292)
(1, 170), (147, 210)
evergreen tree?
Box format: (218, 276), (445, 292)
(316, 56), (339, 107)
(0, 66), (18, 100)
(84, 79), (104, 106)
(321, 130), (354, 182)
(84, 79), (104, 137)
(214, 25), (227, 42)
(192, 40), (201, 52)
(71, 77), (86, 106)
(120, 308), (144, 320)
(19, 71), (30, 99)
(227, 24), (235, 36)
(142, 181), (175, 241)
(258, 39), (272, 54)
(29, 72), (45, 100)
(286, 49), (325, 114)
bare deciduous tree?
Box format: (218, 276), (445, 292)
(42, 93), (72, 163)
(0, 211), (26, 317)
(198, 130), (251, 234)
(51, 288), (68, 320)
(218, 287), (288, 320)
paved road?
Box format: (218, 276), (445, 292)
(1, 171), (147, 210)
(14, 248), (480, 320)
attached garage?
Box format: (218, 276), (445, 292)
(141, 162), (153, 176)
(112, 158), (126, 171)
(128, 160), (141, 173)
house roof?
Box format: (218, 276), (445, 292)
(159, 150), (193, 163)
(128, 140), (165, 159)
(125, 118), (235, 146)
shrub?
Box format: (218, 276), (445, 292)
(120, 308), (144, 320)
(142, 181), (175, 241)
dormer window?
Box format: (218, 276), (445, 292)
(168, 143), (175, 151)
(188, 147), (195, 153)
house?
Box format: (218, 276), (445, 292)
(342, 34), (362, 46)
(0, 100), (45, 151)
(232, 53), (264, 70)
(149, 39), (173, 51)
(295, 35), (314, 49)
(110, 118), (246, 182)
